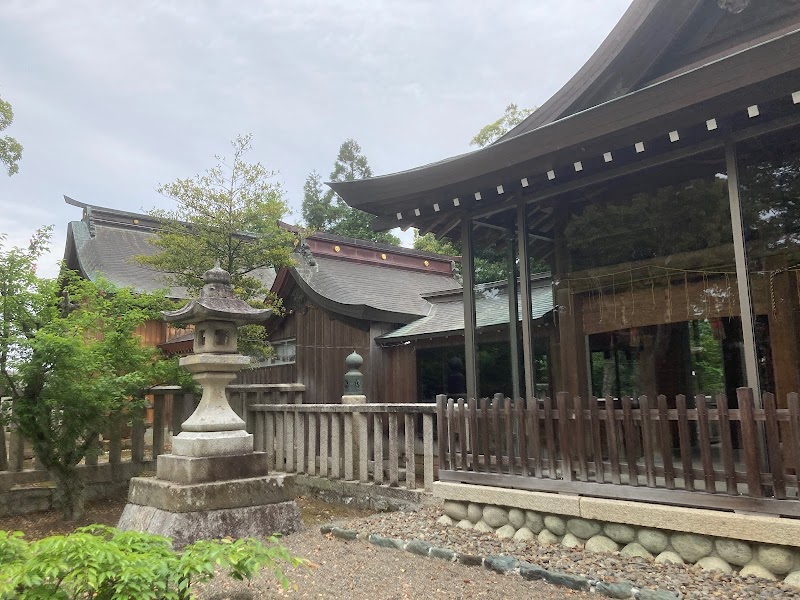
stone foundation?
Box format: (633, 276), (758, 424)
(117, 500), (301, 548)
(434, 482), (800, 585)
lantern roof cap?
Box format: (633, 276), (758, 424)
(162, 263), (271, 326)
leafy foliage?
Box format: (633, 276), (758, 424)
(470, 103), (535, 148)
(302, 139), (400, 245)
(0, 93), (22, 176)
(0, 526), (305, 599)
(138, 134), (295, 300)
(0, 228), (188, 520)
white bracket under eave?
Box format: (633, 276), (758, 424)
(669, 130), (680, 143)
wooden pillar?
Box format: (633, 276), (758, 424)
(506, 225), (522, 401)
(461, 218), (478, 400)
(554, 205), (588, 397)
(725, 142), (760, 397)
(517, 202), (536, 402)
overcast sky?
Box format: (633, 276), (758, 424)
(0, 0), (632, 278)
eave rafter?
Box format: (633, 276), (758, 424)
(374, 84), (800, 240)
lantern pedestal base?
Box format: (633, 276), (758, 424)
(171, 430), (253, 457)
(118, 474), (301, 548)
(156, 452), (268, 485)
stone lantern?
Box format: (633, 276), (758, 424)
(161, 264), (269, 457)
(118, 264), (301, 546)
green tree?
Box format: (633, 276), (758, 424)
(0, 228), (184, 520)
(139, 134), (295, 301)
(303, 139), (400, 245)
(413, 230), (511, 284)
(413, 230), (458, 256)
(0, 92), (23, 176)
(470, 103), (536, 148)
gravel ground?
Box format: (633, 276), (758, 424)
(196, 526), (591, 600)
(336, 505), (800, 600)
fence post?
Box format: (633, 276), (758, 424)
(152, 394), (165, 460)
(423, 412), (434, 491)
(436, 395), (447, 473)
(737, 387), (763, 497)
(404, 413), (416, 489)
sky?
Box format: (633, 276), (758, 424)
(0, 0), (633, 278)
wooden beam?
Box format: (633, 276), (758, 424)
(462, 218), (478, 401)
(517, 201), (536, 402)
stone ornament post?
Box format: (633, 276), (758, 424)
(341, 351), (368, 481)
(118, 265), (301, 546)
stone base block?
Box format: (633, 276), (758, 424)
(172, 430), (253, 457)
(157, 452), (268, 484)
(127, 474), (295, 512)
(117, 500), (301, 548)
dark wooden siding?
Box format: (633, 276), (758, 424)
(296, 304), (370, 403)
(235, 315), (297, 384)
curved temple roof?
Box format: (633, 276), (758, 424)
(330, 0), (800, 237)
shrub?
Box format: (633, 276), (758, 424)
(0, 526), (304, 599)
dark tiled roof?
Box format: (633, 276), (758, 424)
(378, 278), (553, 342)
(64, 208), (275, 298)
(290, 253), (460, 323)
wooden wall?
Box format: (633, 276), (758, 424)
(236, 314), (297, 385)
(296, 304), (370, 403)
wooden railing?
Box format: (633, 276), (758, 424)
(247, 403), (436, 491)
(0, 386), (181, 504)
(229, 383), (305, 432)
(437, 389), (800, 517)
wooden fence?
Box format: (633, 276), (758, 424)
(437, 388), (800, 517)
(247, 403), (436, 491)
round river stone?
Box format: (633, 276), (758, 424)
(567, 518), (602, 540)
(543, 515), (566, 536)
(496, 524), (517, 539)
(715, 538), (752, 567)
(467, 503), (483, 524)
(585, 535), (619, 554)
(508, 508), (526, 529)
(671, 533), (713, 563)
(513, 527), (535, 541)
(483, 505), (509, 528)
(757, 545), (796, 576)
(638, 528), (670, 554)
(525, 511), (544, 533)
(621, 542), (653, 560)
(444, 501), (468, 522)
(696, 556), (733, 574)
(538, 529), (560, 545)
(604, 523), (636, 544)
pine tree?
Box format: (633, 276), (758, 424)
(302, 139), (400, 245)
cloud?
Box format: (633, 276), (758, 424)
(0, 0), (633, 276)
